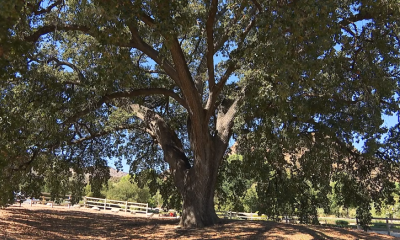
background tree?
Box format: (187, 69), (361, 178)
(100, 175), (151, 203)
(1, 0), (400, 228)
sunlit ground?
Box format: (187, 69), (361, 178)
(1, 205), (398, 240)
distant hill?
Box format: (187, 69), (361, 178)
(109, 167), (128, 178)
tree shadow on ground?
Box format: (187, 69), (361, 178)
(0, 207), (398, 240)
(172, 219), (396, 240)
(0, 207), (178, 240)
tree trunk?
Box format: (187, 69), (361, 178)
(176, 110), (234, 227)
(130, 104), (235, 228)
(180, 161), (220, 227)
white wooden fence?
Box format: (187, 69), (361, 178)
(367, 217), (400, 236)
(216, 211), (262, 220)
(83, 197), (148, 215)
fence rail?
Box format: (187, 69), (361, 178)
(318, 216), (400, 234)
(370, 217), (400, 236)
(216, 211), (262, 220)
(83, 197), (148, 215)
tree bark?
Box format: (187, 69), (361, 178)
(178, 113), (233, 227)
(180, 153), (221, 227)
(129, 95), (237, 228)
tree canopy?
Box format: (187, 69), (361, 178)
(1, 0), (400, 228)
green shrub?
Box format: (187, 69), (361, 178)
(335, 220), (349, 226)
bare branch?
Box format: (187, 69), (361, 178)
(47, 57), (85, 83)
(145, 70), (167, 75)
(61, 80), (82, 85)
(240, 17), (256, 43)
(133, 2), (202, 116)
(136, 53), (145, 68)
(191, 4), (228, 94)
(28, 0), (63, 15)
(71, 124), (137, 145)
(214, 3), (258, 54)
(107, 89), (187, 109)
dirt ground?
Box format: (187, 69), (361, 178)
(1, 204), (399, 240)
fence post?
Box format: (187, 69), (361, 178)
(146, 203), (148, 215)
(125, 201), (128, 213)
(356, 217), (360, 230)
(386, 217), (391, 236)
(84, 197), (86, 208)
(104, 198), (107, 210)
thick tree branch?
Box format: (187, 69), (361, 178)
(11, 148), (40, 171)
(195, 1), (247, 86)
(128, 24), (180, 83)
(213, 96), (242, 163)
(206, 0), (218, 91)
(191, 4), (228, 94)
(129, 104), (191, 192)
(204, 5), (258, 121)
(169, 38), (204, 117)
(168, 36), (212, 161)
(139, 12), (157, 28)
(64, 88), (187, 124)
(25, 21), (179, 87)
(339, 12), (373, 26)
(204, 64), (238, 121)
(216, 97), (240, 138)
(24, 25), (90, 43)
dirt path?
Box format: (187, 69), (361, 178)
(1, 205), (399, 239)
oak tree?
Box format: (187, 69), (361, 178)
(1, 0), (400, 228)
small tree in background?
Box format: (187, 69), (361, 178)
(102, 175), (151, 203)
